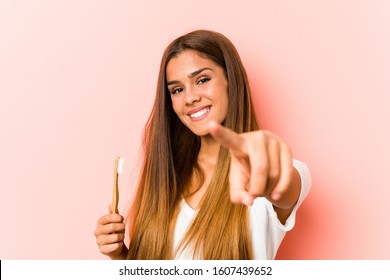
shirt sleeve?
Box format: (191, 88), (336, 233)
(265, 159), (312, 231)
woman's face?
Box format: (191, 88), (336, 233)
(166, 50), (228, 136)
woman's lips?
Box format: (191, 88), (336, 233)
(187, 106), (211, 121)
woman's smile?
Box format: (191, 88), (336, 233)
(187, 105), (211, 121)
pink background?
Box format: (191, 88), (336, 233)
(1, 0), (389, 259)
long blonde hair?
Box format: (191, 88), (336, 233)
(127, 30), (259, 259)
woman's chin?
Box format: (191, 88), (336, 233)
(189, 129), (208, 137)
(185, 120), (221, 138)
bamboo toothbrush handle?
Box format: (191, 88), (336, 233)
(112, 157), (119, 214)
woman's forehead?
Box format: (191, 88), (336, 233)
(166, 51), (220, 78)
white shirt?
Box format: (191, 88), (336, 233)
(173, 159), (312, 259)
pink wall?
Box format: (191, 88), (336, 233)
(0, 0), (389, 259)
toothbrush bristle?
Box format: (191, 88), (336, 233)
(117, 157), (125, 174)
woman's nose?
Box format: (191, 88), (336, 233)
(185, 87), (201, 105)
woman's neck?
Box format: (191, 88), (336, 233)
(184, 135), (220, 209)
(198, 134), (220, 165)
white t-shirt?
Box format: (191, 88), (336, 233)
(173, 159), (311, 260)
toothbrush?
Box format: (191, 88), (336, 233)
(112, 156), (124, 214)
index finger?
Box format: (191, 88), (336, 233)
(208, 121), (244, 154)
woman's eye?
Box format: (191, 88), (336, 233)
(197, 77), (210, 85)
(170, 87), (183, 94)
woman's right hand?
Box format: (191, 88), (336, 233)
(94, 205), (128, 260)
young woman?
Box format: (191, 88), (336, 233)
(94, 29), (311, 260)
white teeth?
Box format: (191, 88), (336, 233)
(189, 107), (210, 118)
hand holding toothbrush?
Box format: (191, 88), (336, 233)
(94, 157), (128, 260)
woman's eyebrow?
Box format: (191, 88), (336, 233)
(167, 67), (213, 86)
(187, 67), (213, 78)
